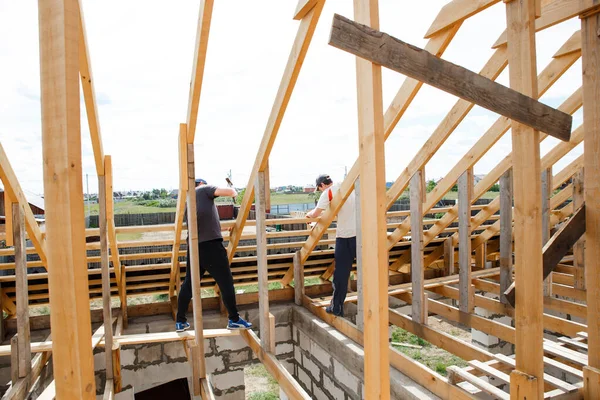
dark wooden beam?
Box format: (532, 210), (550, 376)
(504, 204), (586, 306)
(328, 13), (572, 142)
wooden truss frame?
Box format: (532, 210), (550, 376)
(1, 0), (600, 398)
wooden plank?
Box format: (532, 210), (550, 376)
(410, 171), (425, 324)
(543, 341), (587, 367)
(4, 192), (14, 248)
(186, 0), (215, 143)
(355, 179), (364, 331)
(505, 1), (546, 394)
(12, 204), (30, 379)
(293, 0), (318, 20)
(103, 379), (113, 400)
(494, 0), (600, 48)
(557, 336), (588, 352)
(582, 7), (600, 378)
(329, 14), (572, 142)
(458, 169), (473, 314)
(10, 335), (18, 385)
(112, 343), (121, 393)
(584, 367), (600, 400)
(447, 366), (509, 400)
(185, 144), (206, 379)
(353, 1), (389, 398)
(38, 0), (96, 396)
(424, 0), (500, 38)
(255, 171), (271, 351)
(227, 0), (325, 261)
(499, 169), (513, 305)
(200, 376), (215, 400)
(0, 144), (46, 263)
(188, 342), (202, 396)
(572, 169), (585, 290)
(240, 329), (311, 399)
(444, 236), (455, 276)
(468, 359), (510, 384)
(98, 175), (114, 380)
(554, 30), (582, 58)
(293, 251), (304, 306)
(542, 167), (553, 296)
(78, 0), (104, 175)
(35, 381), (55, 400)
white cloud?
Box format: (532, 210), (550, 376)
(0, 0), (583, 196)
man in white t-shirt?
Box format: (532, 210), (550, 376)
(306, 174), (356, 316)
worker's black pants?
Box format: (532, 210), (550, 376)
(177, 238), (239, 323)
(330, 237), (357, 314)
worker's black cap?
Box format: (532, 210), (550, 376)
(195, 178), (207, 185)
(315, 174), (332, 187)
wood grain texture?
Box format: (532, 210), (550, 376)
(329, 13), (572, 141)
(458, 169), (473, 314)
(499, 169), (513, 305)
(410, 171), (425, 324)
(255, 171), (271, 352)
(98, 176), (114, 379)
(572, 169), (585, 290)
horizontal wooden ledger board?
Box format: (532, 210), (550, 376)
(328, 13), (572, 142)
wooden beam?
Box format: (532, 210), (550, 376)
(505, 0), (544, 394)
(38, 0), (96, 396)
(240, 329), (311, 399)
(542, 167), (553, 296)
(355, 179), (364, 331)
(226, 0), (325, 261)
(353, 1), (390, 398)
(499, 169), (513, 305)
(12, 204), (31, 379)
(200, 376), (215, 400)
(78, 0), (104, 175)
(444, 236), (455, 276)
(4, 192), (14, 248)
(185, 144), (205, 379)
(329, 14), (572, 141)
(494, 0), (600, 48)
(458, 169), (474, 314)
(186, 0), (215, 144)
(0, 144), (47, 263)
(572, 169), (585, 290)
(582, 5), (600, 386)
(424, 0), (500, 38)
(293, 251), (304, 306)
(293, 0), (319, 20)
(410, 171), (426, 324)
(98, 175), (114, 380)
(255, 171), (272, 352)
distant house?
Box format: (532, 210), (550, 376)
(0, 188), (45, 223)
(303, 184), (316, 193)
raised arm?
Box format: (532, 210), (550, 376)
(214, 187), (237, 198)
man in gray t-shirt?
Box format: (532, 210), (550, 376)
(176, 179), (252, 331)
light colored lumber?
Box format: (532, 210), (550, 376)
(293, 0), (318, 20)
(505, 0), (544, 394)
(353, 1), (389, 398)
(572, 169), (585, 290)
(424, 0), (500, 38)
(227, 0), (325, 262)
(78, 0), (104, 175)
(542, 167), (553, 296)
(98, 175), (114, 379)
(255, 171), (271, 351)
(447, 366), (509, 399)
(355, 179), (364, 331)
(4, 192), (14, 248)
(186, 0), (215, 143)
(581, 5), (600, 378)
(410, 170), (426, 324)
(188, 342), (202, 396)
(12, 204), (31, 379)
(240, 329), (311, 399)
(103, 379), (113, 400)
(38, 0), (96, 396)
(329, 14), (572, 141)
(468, 359), (510, 384)
(185, 144), (206, 379)
(499, 169), (513, 305)
(583, 367), (600, 400)
(444, 237), (455, 276)
(458, 169), (474, 313)
(200, 376), (215, 400)
(293, 251), (304, 306)
(169, 124), (188, 298)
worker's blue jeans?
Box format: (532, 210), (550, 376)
(330, 237), (357, 314)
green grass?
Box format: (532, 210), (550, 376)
(246, 364), (279, 399)
(235, 282), (283, 294)
(391, 327), (467, 376)
(116, 232), (143, 241)
(84, 200), (177, 216)
(441, 191), (499, 201)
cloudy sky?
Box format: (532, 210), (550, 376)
(0, 1), (583, 196)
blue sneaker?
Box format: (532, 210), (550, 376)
(175, 322), (190, 332)
(227, 317), (252, 330)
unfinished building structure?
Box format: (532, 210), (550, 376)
(0, 0), (598, 398)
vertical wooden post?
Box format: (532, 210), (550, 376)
(4, 192), (14, 247)
(459, 168), (474, 314)
(475, 244), (486, 269)
(268, 313), (276, 354)
(186, 142), (206, 381)
(255, 171), (272, 352)
(499, 169), (513, 305)
(572, 169), (585, 290)
(354, 0), (390, 397)
(355, 179), (364, 331)
(293, 251), (304, 306)
(38, 0), (96, 396)
(112, 343), (122, 393)
(264, 160), (271, 214)
(13, 204), (31, 378)
(444, 237), (455, 276)
(505, 0), (544, 396)
(581, 7), (600, 396)
(10, 335), (18, 385)
(98, 176), (114, 380)
(542, 167), (553, 296)
(410, 170), (426, 324)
